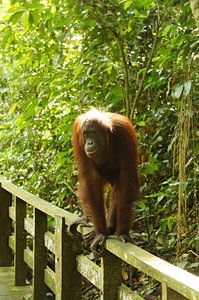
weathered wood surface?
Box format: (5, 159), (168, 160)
(0, 267), (32, 299)
(105, 238), (199, 300)
(32, 208), (47, 300)
(0, 188), (12, 266)
(14, 197), (26, 285)
(1, 181), (76, 224)
(1, 178), (199, 300)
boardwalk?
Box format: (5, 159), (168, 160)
(0, 180), (199, 300)
(0, 267), (32, 300)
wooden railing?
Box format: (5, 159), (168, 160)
(0, 178), (199, 300)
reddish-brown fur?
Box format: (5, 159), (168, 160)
(72, 109), (140, 237)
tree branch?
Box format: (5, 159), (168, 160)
(81, 0), (130, 115)
(130, 12), (160, 120)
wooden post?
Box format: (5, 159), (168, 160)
(33, 208), (47, 300)
(55, 216), (81, 300)
(0, 187), (13, 266)
(101, 250), (122, 300)
(162, 282), (167, 300)
(14, 196), (26, 285)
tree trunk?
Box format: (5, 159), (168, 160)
(190, 0), (199, 27)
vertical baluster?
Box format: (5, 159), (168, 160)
(33, 208), (47, 300)
(14, 196), (26, 285)
(101, 250), (122, 300)
(162, 282), (167, 299)
(0, 187), (12, 266)
(55, 216), (81, 300)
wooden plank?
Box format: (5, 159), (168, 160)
(105, 239), (199, 299)
(44, 266), (56, 294)
(118, 284), (144, 300)
(24, 221), (55, 253)
(8, 236), (14, 251)
(0, 187), (13, 266)
(14, 197), (26, 285)
(0, 266), (32, 300)
(9, 207), (15, 221)
(77, 255), (102, 290)
(24, 248), (33, 269)
(77, 254), (144, 300)
(32, 208), (47, 300)
(101, 250), (122, 299)
(24, 217), (34, 236)
(1, 181), (76, 223)
(55, 216), (81, 300)
(0, 177), (11, 184)
(45, 231), (55, 253)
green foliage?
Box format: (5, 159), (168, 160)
(0, 0), (198, 281)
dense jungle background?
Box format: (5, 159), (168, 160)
(0, 0), (199, 297)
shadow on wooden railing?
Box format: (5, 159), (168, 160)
(0, 178), (199, 300)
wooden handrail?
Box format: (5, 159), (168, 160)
(0, 178), (199, 300)
(1, 180), (76, 223)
